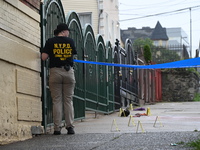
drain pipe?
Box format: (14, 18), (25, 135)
(97, 0), (103, 34)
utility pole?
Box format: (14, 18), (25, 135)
(190, 8), (192, 58)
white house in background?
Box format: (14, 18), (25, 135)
(62, 0), (120, 46)
(166, 28), (189, 55)
(166, 28), (189, 47)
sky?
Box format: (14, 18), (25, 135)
(118, 0), (200, 57)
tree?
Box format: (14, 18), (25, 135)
(133, 38), (181, 64)
(133, 38), (154, 48)
(143, 44), (152, 63)
(151, 47), (181, 64)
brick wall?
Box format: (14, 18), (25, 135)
(0, 0), (42, 144)
(19, 0), (40, 13)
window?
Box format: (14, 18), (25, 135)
(78, 13), (92, 28)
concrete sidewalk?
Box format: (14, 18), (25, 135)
(1, 102), (200, 150)
(72, 101), (200, 134)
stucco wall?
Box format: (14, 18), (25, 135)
(0, 0), (42, 144)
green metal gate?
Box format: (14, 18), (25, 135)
(66, 11), (85, 120)
(96, 35), (107, 112)
(113, 45), (121, 109)
(84, 24), (98, 111)
(106, 41), (114, 113)
(41, 0), (66, 130)
(125, 39), (138, 104)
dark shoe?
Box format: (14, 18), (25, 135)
(67, 127), (75, 134)
(54, 131), (61, 135)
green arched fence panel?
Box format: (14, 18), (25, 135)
(125, 39), (138, 104)
(96, 35), (107, 112)
(66, 11), (85, 120)
(113, 46), (121, 110)
(83, 24), (98, 111)
(42, 0), (65, 40)
(41, 0), (66, 131)
(125, 39), (134, 92)
(106, 41), (114, 113)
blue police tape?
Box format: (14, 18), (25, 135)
(74, 57), (200, 69)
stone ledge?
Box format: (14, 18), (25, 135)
(31, 126), (44, 135)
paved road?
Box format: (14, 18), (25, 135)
(1, 102), (200, 150)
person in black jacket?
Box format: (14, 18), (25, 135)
(42, 23), (77, 135)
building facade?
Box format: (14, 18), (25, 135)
(121, 21), (189, 59)
(62, 0), (120, 46)
(121, 22), (189, 47)
(0, 0), (42, 144)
